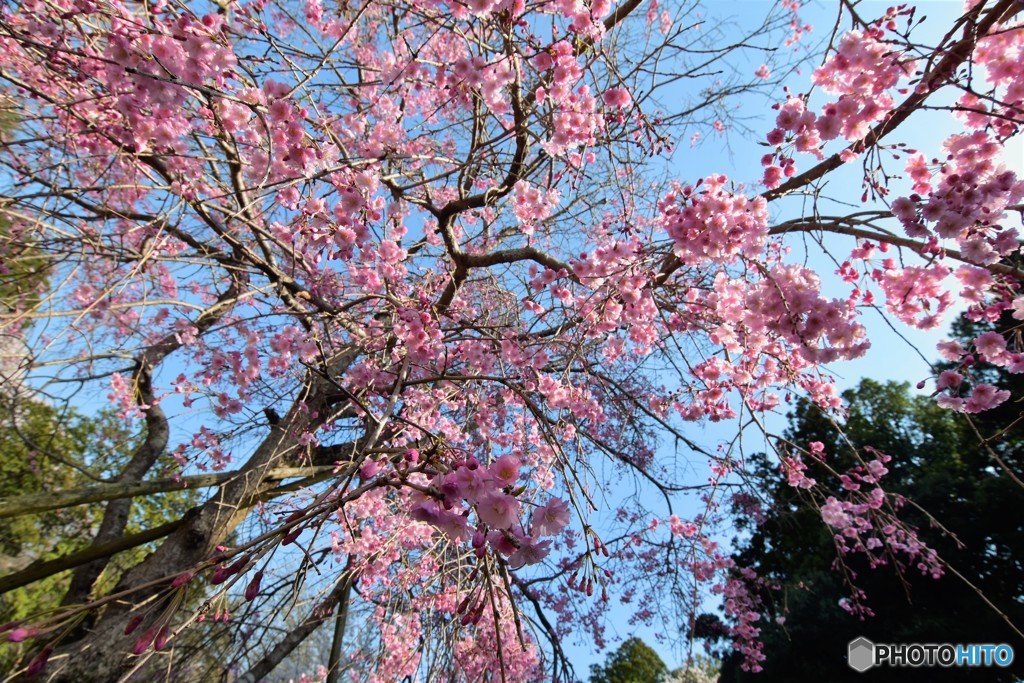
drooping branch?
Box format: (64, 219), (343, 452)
(769, 214), (1024, 282)
(235, 573), (355, 683)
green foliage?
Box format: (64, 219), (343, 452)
(0, 106), (45, 318)
(0, 400), (198, 667)
(716, 372), (1024, 682)
(0, 220), (47, 318)
(590, 637), (670, 683)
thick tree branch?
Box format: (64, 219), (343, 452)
(0, 466), (336, 519)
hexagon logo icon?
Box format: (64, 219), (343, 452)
(848, 637), (875, 672)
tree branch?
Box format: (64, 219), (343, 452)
(0, 466), (337, 519)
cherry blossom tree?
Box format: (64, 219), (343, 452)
(0, 0), (1021, 680)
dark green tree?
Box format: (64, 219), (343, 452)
(590, 637), (670, 683)
(715, 373), (1024, 682)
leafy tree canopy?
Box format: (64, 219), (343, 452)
(716, 370), (1024, 681)
(590, 638), (670, 683)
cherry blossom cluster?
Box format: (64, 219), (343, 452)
(810, 26), (915, 140)
(958, 9), (1024, 139)
(513, 181), (562, 236)
(717, 569), (767, 672)
(657, 176), (770, 265)
(818, 449), (943, 580)
(707, 265), (868, 366)
(891, 132), (1023, 254)
(761, 10), (916, 187)
(932, 326), (1017, 413)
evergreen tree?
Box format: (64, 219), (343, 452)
(590, 637), (670, 683)
(716, 372), (1024, 681)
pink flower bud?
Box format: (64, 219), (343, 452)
(133, 629), (157, 655)
(209, 566), (232, 585)
(154, 625), (171, 651)
(360, 458), (380, 479)
(456, 592), (475, 615)
(171, 571), (194, 588)
(245, 571), (263, 601)
(123, 615), (144, 636)
(26, 646), (52, 676)
(7, 627), (30, 642)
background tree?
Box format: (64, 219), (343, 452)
(715, 369), (1024, 680)
(0, 0), (1022, 680)
(589, 637), (669, 683)
(667, 656), (719, 683)
(0, 400), (207, 671)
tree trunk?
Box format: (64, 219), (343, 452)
(45, 384), (339, 682)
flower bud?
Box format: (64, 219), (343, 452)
(7, 627), (31, 643)
(245, 571), (263, 602)
(456, 591), (475, 615)
(209, 566), (232, 585)
(360, 458), (380, 479)
(154, 625), (171, 651)
(133, 628), (157, 655)
(123, 615), (144, 636)
(171, 571), (194, 588)
(26, 646), (52, 676)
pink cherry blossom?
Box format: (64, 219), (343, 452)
(602, 87), (632, 108)
(531, 498), (571, 537)
(964, 383), (1011, 413)
(488, 454), (522, 488)
(477, 491), (520, 529)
